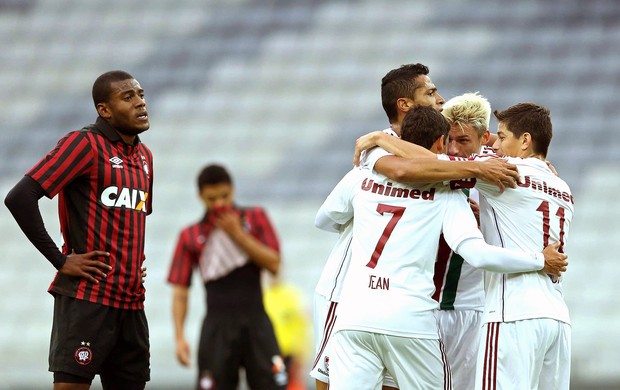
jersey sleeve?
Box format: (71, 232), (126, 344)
(315, 210), (342, 232)
(360, 147), (393, 172)
(248, 207), (281, 253)
(455, 239), (544, 273)
(143, 146), (154, 216)
(167, 228), (198, 287)
(316, 168), (359, 227)
(441, 190), (484, 248)
(26, 131), (94, 198)
(441, 191), (544, 273)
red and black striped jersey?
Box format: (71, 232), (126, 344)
(167, 206), (279, 309)
(27, 117), (154, 310)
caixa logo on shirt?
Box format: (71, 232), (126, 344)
(100, 186), (148, 212)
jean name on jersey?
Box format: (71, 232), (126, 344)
(100, 186), (149, 212)
(368, 275), (390, 290)
(518, 176), (574, 204)
(361, 179), (435, 200)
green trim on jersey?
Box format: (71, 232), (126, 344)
(439, 253), (465, 310)
(439, 187), (470, 310)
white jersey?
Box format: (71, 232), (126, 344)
(314, 222), (352, 301)
(327, 156), (485, 338)
(474, 156), (574, 324)
(361, 131), (485, 313)
(314, 168), (365, 301)
(359, 127), (398, 171)
(434, 145), (494, 311)
(314, 128), (396, 301)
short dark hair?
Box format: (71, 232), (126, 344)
(381, 63), (430, 123)
(494, 103), (552, 157)
(197, 164), (233, 190)
(92, 70), (135, 106)
(401, 105), (450, 150)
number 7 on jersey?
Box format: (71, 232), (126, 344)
(366, 203), (406, 269)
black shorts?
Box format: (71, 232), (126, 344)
(49, 295), (150, 383)
(197, 308), (287, 390)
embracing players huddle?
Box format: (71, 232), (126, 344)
(310, 64), (573, 390)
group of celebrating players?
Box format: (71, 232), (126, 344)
(309, 63), (573, 390)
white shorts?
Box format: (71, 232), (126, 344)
(309, 293), (397, 388)
(330, 330), (450, 390)
(309, 293), (337, 383)
(475, 318), (571, 390)
(437, 309), (482, 390)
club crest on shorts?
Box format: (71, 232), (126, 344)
(74, 341), (92, 366)
(324, 355), (330, 372)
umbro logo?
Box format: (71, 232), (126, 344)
(109, 156), (123, 169)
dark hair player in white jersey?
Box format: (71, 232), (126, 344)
(310, 63), (522, 390)
(472, 103), (574, 390)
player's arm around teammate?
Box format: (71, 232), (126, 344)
(355, 130), (521, 192)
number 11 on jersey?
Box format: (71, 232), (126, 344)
(536, 200), (566, 252)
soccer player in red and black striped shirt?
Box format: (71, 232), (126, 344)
(5, 70), (153, 390)
(168, 164), (287, 390)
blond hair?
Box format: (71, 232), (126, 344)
(442, 92), (491, 137)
